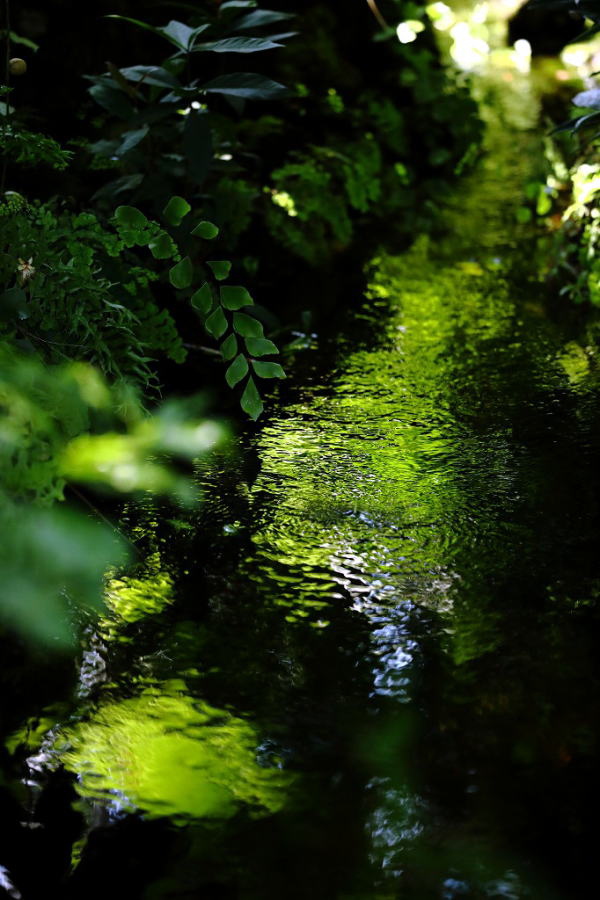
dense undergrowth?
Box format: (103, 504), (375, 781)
(516, 1), (600, 316)
(0, 0), (482, 647)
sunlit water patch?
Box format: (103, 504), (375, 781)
(59, 683), (292, 824)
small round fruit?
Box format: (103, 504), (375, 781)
(9, 58), (27, 76)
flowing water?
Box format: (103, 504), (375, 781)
(3, 55), (600, 900)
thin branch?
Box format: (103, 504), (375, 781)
(183, 341), (221, 356)
(366, 0), (388, 30)
(68, 485), (143, 560)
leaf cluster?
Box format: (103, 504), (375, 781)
(0, 341), (226, 645)
(145, 195), (286, 419)
(0, 201), (185, 386)
(85, 3), (293, 208)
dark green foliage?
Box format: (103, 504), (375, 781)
(536, 0), (600, 306)
(83, 5), (293, 210)
(527, 0), (595, 42)
(81, 2), (481, 268)
(0, 125), (72, 170)
(0, 200), (186, 384)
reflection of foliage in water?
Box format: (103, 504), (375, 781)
(104, 554), (175, 626)
(61, 683), (293, 823)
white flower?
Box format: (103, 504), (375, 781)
(17, 257), (35, 285)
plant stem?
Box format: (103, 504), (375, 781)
(1, 0), (11, 194)
(68, 485), (143, 560)
(366, 0), (388, 30)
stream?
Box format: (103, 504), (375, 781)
(3, 39), (600, 900)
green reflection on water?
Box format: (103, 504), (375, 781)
(61, 683), (292, 823)
(104, 553), (174, 625)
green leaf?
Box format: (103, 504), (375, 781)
(220, 1), (258, 11)
(245, 337), (279, 356)
(240, 376), (263, 420)
(163, 196), (192, 226)
(7, 31), (40, 51)
(515, 207), (532, 224)
(106, 15), (163, 37)
(207, 260), (232, 281)
(192, 220), (220, 239)
(114, 205), (148, 229)
(184, 110), (212, 186)
(159, 20), (196, 51)
(119, 65), (180, 89)
(93, 173), (144, 202)
(195, 37), (283, 53)
(191, 283), (213, 315)
(220, 285), (253, 309)
(108, 15), (196, 53)
(220, 333), (238, 360)
(114, 126), (149, 158)
(149, 231), (177, 260)
(202, 73), (289, 100)
(232, 10), (295, 30)
(252, 360), (285, 379)
(226, 353), (249, 388)
(233, 311), (263, 337)
(89, 83), (135, 119)
(169, 257), (193, 289)
(205, 306), (228, 339)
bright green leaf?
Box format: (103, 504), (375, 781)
(7, 31), (39, 52)
(252, 360), (285, 379)
(163, 196), (191, 226)
(245, 337), (279, 356)
(226, 353), (249, 388)
(205, 306), (228, 339)
(114, 205), (148, 229)
(233, 311), (263, 337)
(191, 283), (213, 315)
(220, 333), (238, 361)
(207, 260), (232, 281)
(221, 285), (253, 310)
(169, 257), (193, 289)
(149, 232), (177, 260)
(192, 220), (220, 239)
(240, 376), (263, 420)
